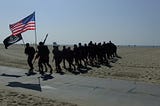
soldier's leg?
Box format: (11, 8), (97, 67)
(46, 62), (53, 74)
(43, 63), (48, 72)
(55, 59), (59, 72)
(38, 59), (44, 75)
(68, 62), (72, 70)
(63, 58), (66, 69)
(28, 57), (33, 72)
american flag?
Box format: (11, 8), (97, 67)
(9, 12), (36, 36)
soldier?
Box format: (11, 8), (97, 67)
(24, 43), (35, 74)
(36, 42), (53, 75)
(62, 46), (67, 69)
(102, 42), (108, 64)
(66, 47), (76, 71)
(52, 43), (64, 74)
(88, 41), (96, 66)
(77, 43), (88, 67)
(73, 44), (79, 67)
(109, 41), (118, 57)
(83, 43), (89, 64)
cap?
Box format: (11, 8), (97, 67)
(53, 42), (58, 47)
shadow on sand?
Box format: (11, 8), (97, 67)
(7, 81), (42, 92)
(77, 66), (92, 74)
(1, 73), (23, 78)
(40, 74), (54, 81)
(25, 72), (37, 76)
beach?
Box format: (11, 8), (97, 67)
(0, 44), (160, 84)
(0, 44), (160, 105)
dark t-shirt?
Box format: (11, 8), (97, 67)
(25, 46), (35, 56)
(37, 45), (50, 57)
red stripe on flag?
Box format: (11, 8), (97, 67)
(10, 21), (36, 35)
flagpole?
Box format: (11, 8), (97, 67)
(35, 28), (37, 48)
(22, 37), (25, 45)
(21, 37), (26, 48)
(34, 11), (37, 48)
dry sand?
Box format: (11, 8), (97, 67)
(0, 44), (160, 105)
(1, 44), (160, 84)
(0, 87), (77, 106)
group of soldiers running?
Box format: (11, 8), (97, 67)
(24, 41), (118, 75)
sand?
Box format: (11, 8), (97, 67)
(0, 87), (77, 106)
(0, 44), (160, 105)
(1, 44), (160, 84)
(84, 46), (160, 84)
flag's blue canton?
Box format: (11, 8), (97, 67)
(22, 12), (35, 24)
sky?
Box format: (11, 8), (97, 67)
(0, 0), (160, 46)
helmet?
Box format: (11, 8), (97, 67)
(53, 42), (58, 47)
(39, 42), (44, 45)
(26, 43), (29, 47)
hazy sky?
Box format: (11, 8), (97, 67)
(0, 0), (160, 45)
